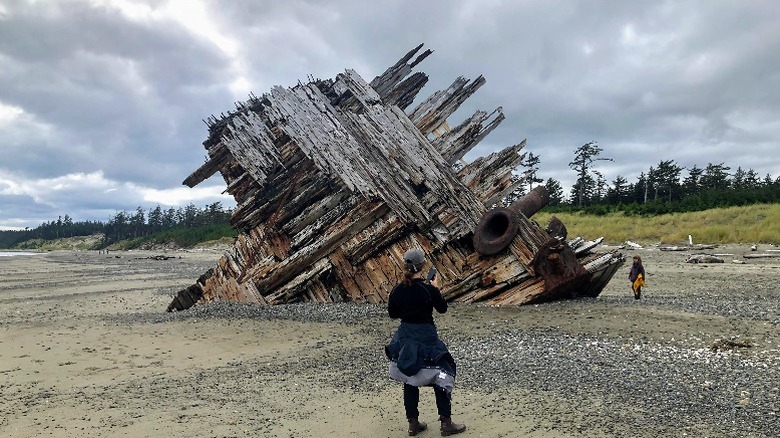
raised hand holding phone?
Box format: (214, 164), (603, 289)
(426, 267), (437, 284)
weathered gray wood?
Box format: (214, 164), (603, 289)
(434, 108), (505, 164)
(571, 237), (605, 256)
(183, 144), (230, 188)
(458, 141), (526, 207)
(408, 75), (487, 135)
(660, 244), (717, 251)
(370, 43), (432, 102)
(383, 72), (429, 110)
(743, 253), (780, 258)
(687, 254), (725, 263)
(168, 43), (625, 312)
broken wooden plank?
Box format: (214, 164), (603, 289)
(408, 75), (487, 135)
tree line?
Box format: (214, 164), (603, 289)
(0, 202), (232, 249)
(514, 141), (780, 216)
(3, 142), (780, 248)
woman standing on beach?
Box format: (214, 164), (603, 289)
(629, 255), (646, 300)
(385, 248), (466, 436)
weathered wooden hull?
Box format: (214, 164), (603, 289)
(168, 44), (624, 312)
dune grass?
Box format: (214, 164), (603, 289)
(108, 224), (237, 250)
(534, 203), (780, 245)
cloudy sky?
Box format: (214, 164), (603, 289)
(1, 0), (778, 230)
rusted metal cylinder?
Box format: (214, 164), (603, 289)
(473, 186), (551, 255)
(507, 186), (550, 218)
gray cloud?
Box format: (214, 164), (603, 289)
(1, 0), (778, 229)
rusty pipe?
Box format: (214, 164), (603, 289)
(473, 186), (550, 255)
(508, 186), (550, 218)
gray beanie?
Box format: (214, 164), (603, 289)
(403, 248), (426, 272)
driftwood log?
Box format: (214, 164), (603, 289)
(167, 44), (624, 312)
(660, 244), (717, 251)
(686, 254), (725, 264)
(743, 253), (780, 259)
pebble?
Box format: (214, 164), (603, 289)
(6, 249), (777, 436)
(110, 295), (779, 437)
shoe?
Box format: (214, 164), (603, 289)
(408, 418), (427, 436)
(440, 417), (466, 436)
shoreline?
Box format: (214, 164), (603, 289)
(1, 246), (778, 437)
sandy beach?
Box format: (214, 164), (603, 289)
(1, 245), (778, 437)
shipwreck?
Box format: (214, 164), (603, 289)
(167, 44), (624, 312)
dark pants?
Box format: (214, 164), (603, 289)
(403, 384), (451, 419)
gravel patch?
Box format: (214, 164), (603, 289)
(110, 299), (780, 437)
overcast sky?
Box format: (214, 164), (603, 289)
(1, 0), (778, 230)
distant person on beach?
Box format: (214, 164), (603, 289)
(385, 247), (466, 436)
(629, 255), (646, 299)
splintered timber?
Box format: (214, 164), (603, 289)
(168, 44), (624, 312)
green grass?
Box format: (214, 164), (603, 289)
(534, 203), (780, 245)
(14, 234), (104, 251)
(13, 204), (780, 251)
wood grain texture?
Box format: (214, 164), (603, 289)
(168, 44), (624, 312)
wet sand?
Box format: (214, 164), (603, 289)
(1, 246), (778, 437)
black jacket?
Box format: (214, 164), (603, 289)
(629, 263), (645, 282)
(387, 278), (447, 324)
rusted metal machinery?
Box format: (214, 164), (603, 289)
(167, 44), (624, 312)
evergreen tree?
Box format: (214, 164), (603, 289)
(205, 202), (228, 224)
(568, 141), (613, 206)
(182, 203), (199, 227)
(629, 172), (649, 204)
(744, 169), (760, 189)
(63, 215), (73, 237)
(652, 160), (683, 202)
(732, 167), (747, 189)
(519, 152), (544, 192)
(544, 178), (565, 205)
(682, 165), (703, 197)
(163, 208), (177, 229)
(148, 206), (164, 233)
(569, 173), (596, 205)
(700, 163), (731, 190)
(131, 207), (145, 237)
(593, 170), (608, 203)
(606, 175), (630, 204)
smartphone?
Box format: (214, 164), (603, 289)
(426, 267), (437, 284)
